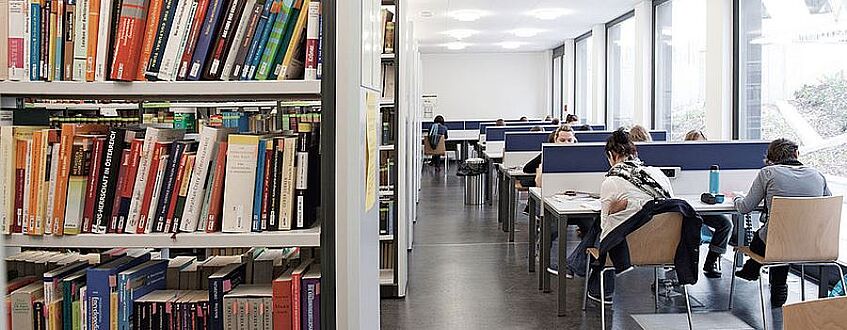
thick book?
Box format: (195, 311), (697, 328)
(180, 126), (231, 232)
(208, 262), (246, 330)
(156, 0), (198, 81)
(60, 269), (87, 330)
(83, 0), (100, 81)
(144, 0), (178, 79)
(204, 142), (228, 232)
(108, 150), (130, 233)
(52, 124), (107, 236)
(242, 0), (280, 80)
(110, 0), (151, 81)
(92, 0), (114, 81)
(8, 0), (27, 80)
(290, 259), (311, 330)
(86, 253), (151, 330)
(126, 128), (184, 233)
(278, 136), (296, 230)
(202, 0), (245, 79)
(166, 256), (196, 289)
(186, 0), (228, 80)
(11, 282), (44, 330)
(266, 137), (284, 231)
(116, 260), (167, 330)
(153, 140), (197, 232)
(294, 131), (319, 229)
(300, 267), (320, 330)
(222, 135), (260, 232)
(80, 136), (105, 233)
(253, 0), (293, 80)
(63, 135), (98, 235)
(176, 0), (210, 80)
(303, 0), (318, 80)
(29, 0), (42, 80)
(274, 0), (308, 80)
(220, 0), (259, 80)
(135, 142), (169, 233)
(259, 139), (274, 231)
(91, 128), (126, 234)
(44, 140), (60, 235)
(114, 132), (145, 233)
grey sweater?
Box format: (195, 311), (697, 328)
(733, 164), (831, 241)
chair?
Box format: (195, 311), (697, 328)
(727, 196), (845, 330)
(582, 212), (694, 330)
(423, 135), (448, 176)
(783, 296), (847, 329)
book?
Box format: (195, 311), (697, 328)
(80, 136), (105, 233)
(176, 0), (209, 80)
(60, 269), (87, 330)
(204, 142), (227, 232)
(86, 253), (151, 330)
(144, 0), (178, 79)
(220, 0), (259, 80)
(110, 0), (151, 81)
(268, 0), (303, 80)
(91, 128), (126, 234)
(251, 138), (268, 232)
(153, 140), (197, 232)
(208, 262), (245, 330)
(138, 143), (169, 233)
(180, 126), (230, 232)
(157, 0), (197, 81)
(186, 0), (227, 80)
(227, 0), (266, 80)
(303, 0), (318, 80)
(136, 0), (164, 80)
(63, 135), (98, 235)
(71, 0), (87, 80)
(126, 128), (184, 233)
(243, 0), (281, 80)
(93, 0), (114, 81)
(10, 282), (44, 330)
(44, 137), (60, 235)
(167, 152), (195, 232)
(116, 260), (167, 330)
(275, 0), (308, 80)
(132, 290), (183, 330)
(0, 0), (9, 80)
(29, 0), (42, 80)
(62, 0), (74, 80)
(278, 136), (296, 230)
(290, 258), (311, 330)
(266, 137), (283, 231)
(300, 267), (320, 330)
(7, 0), (27, 80)
(0, 127), (14, 233)
(166, 256), (196, 290)
(202, 0), (245, 80)
(271, 259), (310, 330)
(222, 134), (260, 233)
(114, 132), (145, 233)
(43, 261), (90, 330)
(254, 0), (292, 80)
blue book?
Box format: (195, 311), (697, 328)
(252, 138), (267, 232)
(87, 253), (151, 330)
(239, 0), (274, 80)
(209, 263), (245, 330)
(116, 260), (168, 330)
(187, 0), (230, 80)
(30, 2), (41, 80)
(245, 0), (286, 80)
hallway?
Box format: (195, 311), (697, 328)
(381, 166), (800, 329)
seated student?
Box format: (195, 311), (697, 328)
(575, 124), (593, 131)
(522, 125), (577, 188)
(629, 125), (652, 142)
(544, 115), (553, 121)
(427, 115), (449, 167)
(732, 138), (831, 308)
(519, 116), (529, 122)
(684, 129), (707, 141)
(551, 118), (560, 125)
(529, 125), (543, 132)
(495, 118), (506, 126)
(565, 114), (580, 126)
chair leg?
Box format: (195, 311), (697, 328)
(836, 263), (846, 297)
(683, 285), (694, 330)
(654, 268), (659, 311)
(582, 255), (591, 311)
(759, 266), (769, 330)
(600, 268), (606, 330)
(728, 250), (739, 310)
(800, 265), (806, 301)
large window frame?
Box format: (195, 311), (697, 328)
(605, 10), (636, 128)
(574, 31), (594, 123)
(552, 45), (566, 119)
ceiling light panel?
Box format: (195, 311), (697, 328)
(499, 41), (524, 49)
(445, 42), (470, 50)
(527, 8), (572, 20)
(511, 28), (545, 38)
(448, 9), (488, 22)
(442, 29), (479, 40)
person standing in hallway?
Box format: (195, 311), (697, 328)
(428, 115), (449, 167)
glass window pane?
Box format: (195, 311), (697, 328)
(553, 56), (562, 117)
(607, 16), (636, 129)
(575, 36), (593, 122)
(654, 0), (707, 140)
(737, 0), (847, 196)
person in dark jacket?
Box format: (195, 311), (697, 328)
(428, 115), (449, 167)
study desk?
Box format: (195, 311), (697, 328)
(496, 167), (535, 241)
(483, 151), (503, 206)
(447, 130), (481, 161)
(538, 194), (752, 317)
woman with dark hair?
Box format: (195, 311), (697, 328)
(428, 115), (449, 166)
(732, 138), (831, 307)
(519, 116), (529, 122)
(565, 114), (579, 125)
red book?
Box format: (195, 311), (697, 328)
(136, 143), (169, 233)
(163, 152), (189, 233)
(110, 0), (151, 80)
(136, 0), (165, 80)
(260, 147), (272, 230)
(109, 150), (131, 233)
(81, 137), (106, 233)
(272, 270), (294, 330)
(205, 143), (227, 233)
(177, 0), (211, 80)
(115, 138), (144, 233)
(13, 140), (27, 234)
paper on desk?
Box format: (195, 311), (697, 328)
(580, 200), (601, 211)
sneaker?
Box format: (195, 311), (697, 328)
(587, 291), (613, 305)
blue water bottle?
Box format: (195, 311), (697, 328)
(709, 165), (720, 194)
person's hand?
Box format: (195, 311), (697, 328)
(609, 199), (628, 215)
(724, 191), (745, 199)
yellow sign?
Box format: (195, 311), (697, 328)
(365, 91), (379, 210)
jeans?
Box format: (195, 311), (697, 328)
(745, 230), (789, 286)
(702, 215), (732, 254)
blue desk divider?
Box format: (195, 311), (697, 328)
(591, 125), (606, 131)
(505, 132), (551, 152)
(486, 125), (558, 141)
(542, 141), (769, 173)
(479, 121), (551, 133)
(570, 130), (667, 143)
(422, 121), (466, 131)
(464, 121), (483, 129)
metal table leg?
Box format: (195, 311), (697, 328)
(460, 141), (469, 161)
(528, 195), (537, 273)
(558, 214), (568, 316)
(497, 168), (505, 226)
(505, 175), (515, 233)
(541, 206), (553, 292)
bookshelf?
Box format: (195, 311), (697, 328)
(0, 81), (322, 100)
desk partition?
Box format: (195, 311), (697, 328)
(501, 131), (667, 168)
(485, 125), (559, 155)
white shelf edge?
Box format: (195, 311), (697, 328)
(379, 145), (395, 151)
(379, 234), (394, 241)
(3, 225), (321, 248)
(380, 53), (396, 60)
(379, 269), (395, 285)
(0, 80), (321, 98)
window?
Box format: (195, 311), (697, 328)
(575, 33), (593, 122)
(736, 0), (847, 194)
(653, 0), (707, 140)
(606, 12), (636, 129)
(553, 56), (563, 118)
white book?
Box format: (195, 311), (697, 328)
(79, 285), (87, 330)
(126, 128), (185, 233)
(7, 0), (27, 80)
(221, 0), (257, 80)
(180, 127), (231, 232)
(72, 0), (88, 81)
(157, 0), (195, 81)
(94, 0), (113, 81)
(303, 0), (320, 80)
(144, 154), (169, 233)
(44, 144), (59, 235)
(22, 139), (31, 234)
(279, 136), (296, 230)
(222, 135), (259, 233)
(0, 127), (13, 233)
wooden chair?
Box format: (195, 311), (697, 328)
(423, 135), (447, 177)
(783, 296), (847, 329)
(582, 212), (693, 330)
(727, 196), (845, 330)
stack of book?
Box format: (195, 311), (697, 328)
(0, 106), (320, 236)
(1, 0), (323, 82)
(5, 248), (322, 330)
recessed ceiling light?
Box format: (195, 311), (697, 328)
(448, 9), (487, 22)
(527, 8), (572, 20)
(420, 10), (433, 18)
(498, 41), (524, 49)
(510, 28), (545, 38)
(441, 29), (479, 40)
(444, 42), (469, 50)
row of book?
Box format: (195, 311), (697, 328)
(1, 0), (322, 82)
(0, 110), (320, 236)
(380, 8), (394, 55)
(379, 240), (394, 270)
(6, 248), (321, 330)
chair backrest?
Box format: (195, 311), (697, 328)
(783, 296), (847, 329)
(625, 212), (683, 266)
(422, 136), (446, 156)
(764, 195), (844, 263)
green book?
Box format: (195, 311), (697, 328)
(269, 0), (304, 79)
(254, 0), (295, 79)
(71, 300), (81, 330)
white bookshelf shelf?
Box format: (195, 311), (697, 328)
(379, 269), (395, 285)
(3, 225), (321, 248)
(379, 234), (394, 241)
(380, 53), (395, 60)
(379, 145), (395, 151)
(0, 80), (321, 99)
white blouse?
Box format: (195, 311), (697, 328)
(598, 166), (675, 241)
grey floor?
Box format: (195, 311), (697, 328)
(381, 164), (813, 329)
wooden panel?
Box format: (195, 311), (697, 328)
(784, 296), (847, 330)
(764, 196), (843, 263)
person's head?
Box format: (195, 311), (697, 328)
(565, 114), (579, 125)
(434, 115), (445, 125)
(551, 118), (560, 125)
(495, 119), (505, 126)
(684, 129), (707, 141)
(529, 125), (543, 132)
(553, 125), (577, 144)
(765, 138), (800, 165)
(628, 125), (652, 142)
(544, 115), (552, 121)
(605, 128), (637, 166)
(519, 116), (528, 122)
(579, 124), (592, 131)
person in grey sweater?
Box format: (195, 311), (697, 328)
(732, 138), (831, 308)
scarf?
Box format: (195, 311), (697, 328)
(606, 158), (672, 200)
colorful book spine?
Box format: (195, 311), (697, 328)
(251, 138), (267, 232)
(86, 255), (151, 330)
(136, 0), (163, 80)
(202, 0), (244, 80)
(81, 136), (105, 233)
(269, 0), (302, 80)
(274, 0), (306, 80)
(83, 0), (100, 81)
(242, 0), (278, 80)
(205, 142), (227, 232)
(110, 0), (150, 81)
(303, 1), (318, 80)
(220, 0), (259, 80)
(8, 0), (28, 80)
(186, 0), (227, 80)
(91, 128), (125, 234)
(30, 0), (42, 80)
(71, 0), (87, 80)
(157, 0), (196, 80)
(176, 0), (209, 79)
(253, 0), (292, 80)
(144, 0), (177, 79)
(62, 0), (75, 80)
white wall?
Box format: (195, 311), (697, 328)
(420, 52), (550, 121)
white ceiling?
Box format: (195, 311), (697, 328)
(406, 0), (639, 53)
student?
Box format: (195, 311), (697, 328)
(495, 118), (506, 126)
(551, 118), (560, 125)
(684, 129), (707, 141)
(565, 114), (579, 126)
(529, 125), (543, 132)
(629, 125), (652, 142)
(544, 115), (553, 121)
(732, 138), (831, 308)
(519, 116), (529, 122)
(428, 115), (449, 166)
(522, 125), (577, 188)
(575, 124), (593, 131)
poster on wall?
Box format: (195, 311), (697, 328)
(422, 95), (437, 119)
